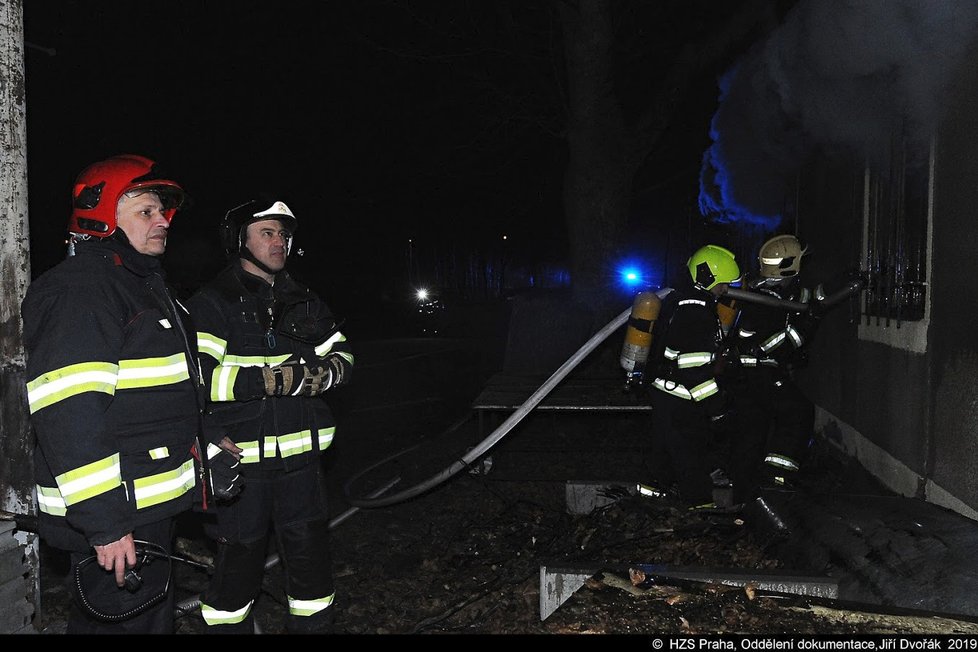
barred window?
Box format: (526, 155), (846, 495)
(862, 139), (931, 325)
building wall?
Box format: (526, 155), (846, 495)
(927, 41), (978, 513)
(794, 42), (978, 518)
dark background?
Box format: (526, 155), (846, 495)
(21, 1), (748, 332)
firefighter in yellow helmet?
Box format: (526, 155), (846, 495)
(726, 234), (818, 499)
(640, 244), (740, 510)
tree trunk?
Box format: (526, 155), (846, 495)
(558, 0), (635, 311)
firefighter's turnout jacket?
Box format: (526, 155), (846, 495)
(734, 278), (816, 375)
(188, 265), (353, 470)
(23, 236), (203, 551)
(650, 285), (727, 418)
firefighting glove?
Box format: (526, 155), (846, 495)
(262, 363), (331, 397)
(207, 445), (243, 502)
(322, 354), (350, 390)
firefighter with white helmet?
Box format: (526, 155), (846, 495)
(641, 244), (741, 510)
(188, 195), (353, 633)
(727, 233), (818, 498)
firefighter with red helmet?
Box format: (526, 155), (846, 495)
(727, 234), (819, 499)
(188, 196), (352, 634)
(642, 245), (741, 510)
(22, 154), (204, 633)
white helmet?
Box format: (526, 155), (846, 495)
(758, 234), (807, 279)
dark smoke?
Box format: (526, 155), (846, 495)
(700, 0), (978, 226)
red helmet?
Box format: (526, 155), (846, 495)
(68, 154), (186, 237)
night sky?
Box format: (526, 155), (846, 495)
(22, 2), (578, 311)
(21, 1), (765, 320)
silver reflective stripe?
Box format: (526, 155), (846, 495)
(158, 319), (172, 329)
(760, 255), (783, 265)
(287, 593), (335, 617)
(149, 447), (169, 460)
(223, 354), (291, 367)
(738, 329), (755, 338)
(799, 287), (811, 303)
(760, 331), (786, 352)
(787, 325), (803, 348)
(314, 331), (347, 357)
(264, 436), (277, 458)
(677, 352), (712, 369)
(133, 459), (195, 509)
(739, 356), (758, 366)
(678, 299), (706, 306)
(36, 485), (67, 516)
(201, 601), (254, 626)
(689, 379), (719, 401)
(636, 484), (666, 498)
(664, 348), (679, 360)
(764, 454), (799, 471)
(318, 427), (335, 450)
(118, 354), (190, 389)
(652, 378), (691, 399)
(56, 453), (122, 506)
(207, 443), (222, 460)
(333, 351), (354, 366)
(26, 362), (119, 413)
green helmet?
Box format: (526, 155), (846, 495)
(687, 244), (741, 290)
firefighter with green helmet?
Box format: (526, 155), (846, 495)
(642, 244), (741, 510)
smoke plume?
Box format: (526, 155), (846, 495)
(699, 0), (978, 226)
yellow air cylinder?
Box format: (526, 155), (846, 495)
(620, 290), (661, 376)
(716, 298), (738, 336)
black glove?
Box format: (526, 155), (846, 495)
(262, 362), (331, 396)
(322, 354), (350, 390)
(208, 446), (243, 502)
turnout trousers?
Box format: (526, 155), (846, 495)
(200, 462), (335, 634)
(728, 368), (815, 499)
(647, 389), (715, 507)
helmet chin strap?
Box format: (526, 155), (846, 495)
(239, 242), (282, 276)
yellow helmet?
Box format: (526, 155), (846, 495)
(687, 244), (741, 290)
(759, 234), (807, 279)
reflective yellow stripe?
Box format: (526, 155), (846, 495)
(287, 593), (335, 617)
(26, 362), (118, 413)
(677, 352), (712, 369)
(787, 325), (803, 348)
(36, 485), (67, 516)
(149, 447), (169, 460)
(238, 440), (260, 464)
(55, 453), (122, 506)
(652, 378), (691, 400)
(278, 430), (313, 458)
(211, 366), (240, 402)
(760, 331), (787, 352)
(196, 332), (227, 361)
(314, 331), (346, 357)
(200, 601), (254, 626)
(690, 379), (719, 401)
(117, 354), (190, 389)
(223, 354), (291, 367)
(264, 436), (277, 458)
(318, 427), (335, 450)
(764, 453), (799, 471)
(133, 459), (195, 509)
